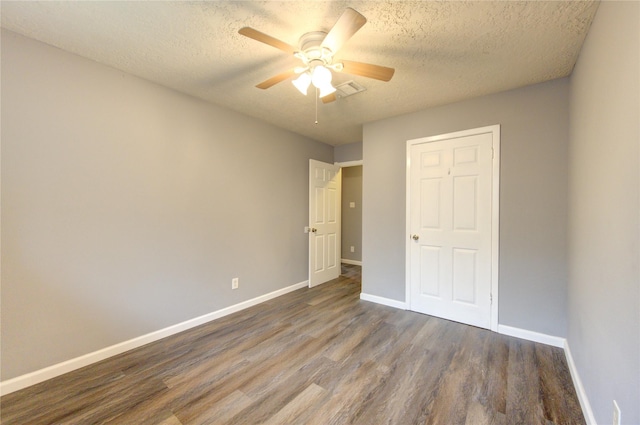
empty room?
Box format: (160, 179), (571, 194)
(1, 1), (638, 424)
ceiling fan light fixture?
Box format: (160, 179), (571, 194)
(309, 65), (336, 98)
(318, 84), (337, 98)
(311, 65), (332, 88)
(292, 72), (312, 95)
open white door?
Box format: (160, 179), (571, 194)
(309, 159), (341, 287)
(407, 126), (499, 330)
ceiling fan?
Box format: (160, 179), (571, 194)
(238, 7), (395, 103)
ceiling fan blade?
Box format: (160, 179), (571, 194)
(256, 69), (297, 89)
(339, 60), (395, 82)
(321, 93), (337, 103)
(321, 8), (367, 55)
(239, 27), (296, 55)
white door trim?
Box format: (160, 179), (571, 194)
(335, 160), (363, 167)
(405, 125), (500, 332)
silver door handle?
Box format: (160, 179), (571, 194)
(412, 234), (419, 241)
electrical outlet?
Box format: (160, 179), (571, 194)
(613, 400), (621, 425)
(232, 278), (239, 289)
(350, 246), (355, 253)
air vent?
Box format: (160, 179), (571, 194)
(335, 80), (366, 98)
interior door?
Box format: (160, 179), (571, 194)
(309, 159), (341, 287)
(407, 127), (497, 329)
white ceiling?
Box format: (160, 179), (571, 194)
(1, 1), (599, 146)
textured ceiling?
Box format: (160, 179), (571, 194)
(1, 1), (599, 146)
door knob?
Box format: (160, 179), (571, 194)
(412, 234), (419, 241)
(311, 228), (317, 233)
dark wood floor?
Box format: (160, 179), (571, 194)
(1, 264), (585, 424)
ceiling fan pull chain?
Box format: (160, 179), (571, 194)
(315, 87), (319, 124)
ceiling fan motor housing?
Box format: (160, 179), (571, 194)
(297, 31), (333, 65)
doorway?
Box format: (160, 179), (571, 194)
(340, 164), (363, 268)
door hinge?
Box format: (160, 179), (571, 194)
(491, 147), (495, 159)
(490, 293), (493, 304)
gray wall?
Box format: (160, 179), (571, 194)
(334, 142), (363, 163)
(1, 30), (333, 380)
(362, 78), (569, 337)
(567, 2), (640, 424)
(341, 166), (362, 262)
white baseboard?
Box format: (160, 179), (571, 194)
(497, 324), (565, 348)
(360, 293), (407, 310)
(0, 280), (309, 396)
(341, 258), (362, 266)
(564, 340), (597, 425)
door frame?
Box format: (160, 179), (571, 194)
(308, 159), (363, 287)
(335, 160), (363, 168)
(405, 125), (500, 332)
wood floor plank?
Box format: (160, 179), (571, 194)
(237, 336), (333, 400)
(479, 331), (510, 415)
(0, 367), (127, 424)
(1, 265), (585, 425)
(321, 306), (391, 362)
(371, 311), (431, 368)
(535, 344), (586, 425)
(176, 390), (252, 425)
(157, 414), (184, 425)
(223, 358), (333, 424)
(464, 401), (507, 425)
(59, 375), (170, 424)
(506, 338), (548, 425)
(104, 406), (179, 425)
(423, 325), (485, 425)
(352, 343), (445, 424)
(262, 383), (328, 425)
(305, 358), (389, 425)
